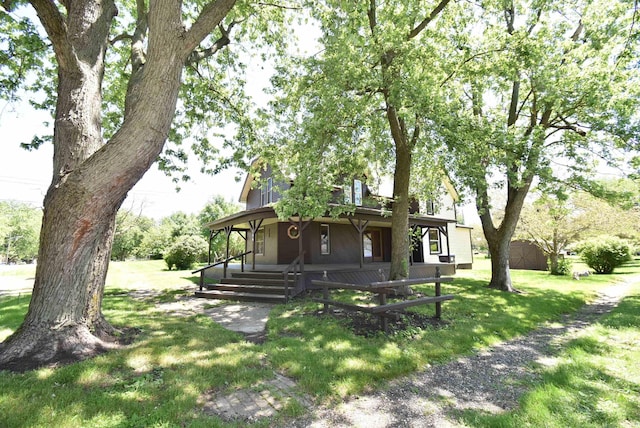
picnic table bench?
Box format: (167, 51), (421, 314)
(311, 271), (454, 332)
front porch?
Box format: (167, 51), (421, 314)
(200, 261), (456, 290)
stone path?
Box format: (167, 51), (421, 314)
(200, 372), (313, 422)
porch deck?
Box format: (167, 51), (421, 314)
(201, 261), (456, 289)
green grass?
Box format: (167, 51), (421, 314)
(1, 258), (639, 426)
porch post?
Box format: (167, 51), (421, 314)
(348, 218), (369, 269)
(223, 225), (233, 278)
(208, 230), (214, 264)
(248, 219), (263, 271)
(441, 225), (451, 261)
(289, 217), (312, 275)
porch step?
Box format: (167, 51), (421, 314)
(221, 277), (288, 287)
(195, 270), (302, 303)
(194, 289), (286, 303)
(203, 283), (287, 295)
(231, 271), (298, 280)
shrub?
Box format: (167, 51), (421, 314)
(164, 235), (208, 270)
(575, 237), (632, 274)
(550, 256), (572, 276)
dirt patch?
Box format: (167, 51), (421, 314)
(312, 308), (449, 337)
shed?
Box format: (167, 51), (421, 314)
(509, 240), (547, 271)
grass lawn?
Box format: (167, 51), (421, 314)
(1, 258), (639, 427)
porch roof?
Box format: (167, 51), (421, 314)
(205, 205), (454, 232)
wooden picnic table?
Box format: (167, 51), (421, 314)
(311, 273), (454, 332)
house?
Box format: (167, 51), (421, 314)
(195, 162), (473, 302)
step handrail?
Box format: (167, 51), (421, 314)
(282, 251), (305, 302)
(192, 251), (252, 290)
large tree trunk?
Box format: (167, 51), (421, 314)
(486, 232), (514, 291)
(477, 176), (532, 292)
(388, 139), (412, 282)
(0, 0), (228, 370)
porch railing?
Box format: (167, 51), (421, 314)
(192, 250), (252, 291)
(282, 250), (305, 302)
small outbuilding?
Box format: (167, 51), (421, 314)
(509, 240), (548, 271)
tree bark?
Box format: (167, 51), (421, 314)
(477, 174), (532, 292)
(388, 136), (412, 282)
(0, 0), (236, 370)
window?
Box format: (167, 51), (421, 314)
(354, 179), (363, 206)
(255, 228), (265, 255)
(344, 184), (352, 204)
(260, 186), (267, 206)
(426, 199), (435, 215)
(428, 229), (440, 254)
(320, 224), (330, 255)
(260, 178), (273, 206)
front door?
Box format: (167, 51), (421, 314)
(364, 229), (384, 262)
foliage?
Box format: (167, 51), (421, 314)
(575, 237), (632, 274)
(551, 256), (572, 276)
(436, 0), (640, 290)
(0, 10), (49, 104)
(111, 209), (155, 261)
(0, 201), (42, 263)
(197, 195), (244, 259)
(164, 235), (208, 270)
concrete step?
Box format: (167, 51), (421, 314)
(194, 290), (286, 303)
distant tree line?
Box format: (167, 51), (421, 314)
(111, 195), (243, 267)
(0, 196), (242, 267)
(0, 201), (41, 264)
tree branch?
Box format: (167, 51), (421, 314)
(186, 22), (236, 66)
(29, 0), (77, 72)
(367, 0), (377, 36)
(256, 1), (300, 10)
(130, 0), (148, 73)
(182, 0), (237, 57)
(440, 48), (504, 87)
(407, 0), (450, 40)
(110, 33), (133, 44)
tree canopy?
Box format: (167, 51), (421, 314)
(437, 0), (640, 290)
(0, 0), (296, 369)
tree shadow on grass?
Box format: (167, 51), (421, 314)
(0, 293), (275, 427)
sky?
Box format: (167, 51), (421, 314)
(0, 100), (246, 219)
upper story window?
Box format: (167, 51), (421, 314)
(344, 179), (364, 206)
(425, 200), (435, 215)
(260, 177), (273, 206)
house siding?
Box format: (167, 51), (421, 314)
(245, 165), (289, 210)
(308, 223), (362, 264)
(249, 222), (279, 265)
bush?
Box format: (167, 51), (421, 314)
(164, 235), (208, 270)
(575, 237), (632, 274)
(550, 256), (572, 276)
